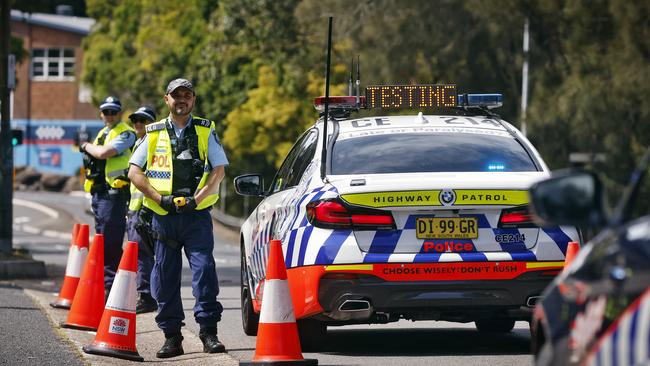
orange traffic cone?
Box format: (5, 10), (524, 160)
(564, 241), (580, 269)
(51, 223), (88, 309)
(61, 234), (105, 331)
(83, 241), (143, 362)
(241, 239), (318, 366)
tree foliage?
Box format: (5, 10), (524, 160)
(82, 0), (650, 215)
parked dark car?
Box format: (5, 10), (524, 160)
(529, 149), (650, 365)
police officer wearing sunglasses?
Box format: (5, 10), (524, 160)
(125, 106), (158, 314)
(128, 79), (228, 358)
(79, 96), (136, 297)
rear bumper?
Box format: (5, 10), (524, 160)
(285, 261), (563, 323)
(318, 273), (550, 323)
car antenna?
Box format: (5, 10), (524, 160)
(355, 55), (361, 108)
(320, 16), (333, 181)
(348, 58), (353, 96)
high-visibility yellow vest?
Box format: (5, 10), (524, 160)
(142, 117), (219, 215)
(128, 136), (146, 211)
(83, 121), (135, 193)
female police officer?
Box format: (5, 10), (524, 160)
(125, 106), (158, 314)
(128, 79), (228, 358)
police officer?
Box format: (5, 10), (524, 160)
(128, 79), (228, 358)
(80, 96), (136, 295)
(126, 106), (158, 314)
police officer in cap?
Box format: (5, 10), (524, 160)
(128, 79), (228, 358)
(80, 96), (136, 295)
(126, 106), (158, 314)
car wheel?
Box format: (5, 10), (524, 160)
(475, 318), (516, 333)
(241, 246), (259, 336)
(297, 319), (326, 351)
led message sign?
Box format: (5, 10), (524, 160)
(365, 84), (457, 109)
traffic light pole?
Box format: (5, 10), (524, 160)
(0, 0), (14, 254)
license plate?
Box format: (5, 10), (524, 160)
(416, 217), (478, 239)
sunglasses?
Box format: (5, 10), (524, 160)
(132, 118), (150, 124)
(102, 109), (119, 116)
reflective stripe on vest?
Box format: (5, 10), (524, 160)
(83, 121), (135, 193)
(143, 118), (219, 215)
(128, 136), (147, 211)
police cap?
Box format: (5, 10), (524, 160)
(99, 96), (122, 112)
(129, 106), (157, 122)
(166, 78), (195, 95)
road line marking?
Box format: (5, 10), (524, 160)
(42, 229), (71, 240)
(22, 225), (41, 234)
(13, 198), (59, 218)
(14, 216), (31, 224)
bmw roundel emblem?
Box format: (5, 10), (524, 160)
(439, 189), (456, 206)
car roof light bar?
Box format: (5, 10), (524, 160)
(457, 93), (503, 109)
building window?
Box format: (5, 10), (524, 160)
(31, 48), (75, 80)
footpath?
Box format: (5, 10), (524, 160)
(1, 279), (239, 365)
(2, 196), (243, 365)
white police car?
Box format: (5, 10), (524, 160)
(234, 85), (579, 348)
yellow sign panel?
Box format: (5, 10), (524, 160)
(341, 190), (442, 208)
(340, 189), (529, 208)
(454, 190), (528, 205)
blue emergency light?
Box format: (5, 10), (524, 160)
(457, 93), (503, 109)
(487, 162), (506, 171)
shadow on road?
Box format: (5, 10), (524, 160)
(318, 327), (531, 356)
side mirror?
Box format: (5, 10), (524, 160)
(529, 170), (608, 228)
(234, 174), (265, 196)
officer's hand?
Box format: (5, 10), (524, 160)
(160, 195), (177, 212)
(176, 197), (197, 213)
(74, 130), (90, 147)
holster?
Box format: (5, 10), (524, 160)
(143, 208), (182, 250)
(133, 209), (155, 255)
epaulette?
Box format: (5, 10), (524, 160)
(146, 122), (166, 133)
(193, 117), (212, 128)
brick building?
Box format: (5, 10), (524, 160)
(11, 9), (96, 120)
(10, 10), (103, 175)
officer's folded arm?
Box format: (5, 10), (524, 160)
(128, 163), (164, 204)
(81, 143), (119, 160)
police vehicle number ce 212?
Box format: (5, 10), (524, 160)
(234, 83), (579, 348)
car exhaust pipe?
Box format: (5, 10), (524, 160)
(324, 298), (374, 321)
(527, 296), (542, 307)
(338, 299), (371, 312)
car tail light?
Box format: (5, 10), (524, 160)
(498, 206), (536, 228)
(306, 199), (395, 230)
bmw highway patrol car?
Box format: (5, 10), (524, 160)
(234, 84), (579, 347)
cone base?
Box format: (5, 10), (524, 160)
(60, 321), (98, 332)
(240, 359), (318, 366)
(83, 344), (144, 362)
(50, 300), (72, 309)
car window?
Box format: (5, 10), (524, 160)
(331, 132), (539, 174)
(270, 130), (314, 193)
(286, 130), (318, 187)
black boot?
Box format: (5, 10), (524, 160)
(199, 328), (226, 353)
(156, 333), (184, 358)
(136, 293), (158, 314)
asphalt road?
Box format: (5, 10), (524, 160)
(10, 191), (535, 366)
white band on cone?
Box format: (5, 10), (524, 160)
(106, 270), (137, 313)
(259, 279), (296, 323)
(65, 246), (88, 278)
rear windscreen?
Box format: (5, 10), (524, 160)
(331, 133), (539, 174)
